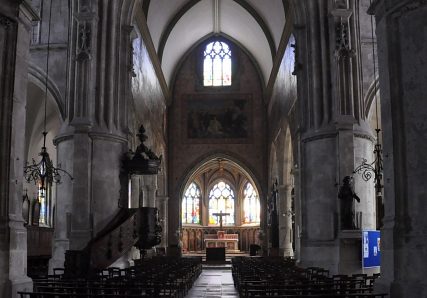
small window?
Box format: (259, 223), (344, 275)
(182, 182), (201, 224)
(203, 41), (232, 86)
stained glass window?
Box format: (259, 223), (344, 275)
(203, 41), (232, 86)
(37, 180), (52, 227)
(208, 181), (235, 225)
(243, 182), (260, 224)
(182, 182), (201, 224)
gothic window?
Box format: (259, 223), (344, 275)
(208, 181), (235, 225)
(182, 182), (201, 224)
(203, 41), (232, 86)
(242, 182), (260, 224)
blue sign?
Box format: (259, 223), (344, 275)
(362, 230), (381, 268)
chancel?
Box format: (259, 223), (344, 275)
(1, 0), (426, 297)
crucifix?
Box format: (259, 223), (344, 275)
(212, 210), (230, 230)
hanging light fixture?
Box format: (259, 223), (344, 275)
(353, 1), (383, 227)
(24, 1), (73, 191)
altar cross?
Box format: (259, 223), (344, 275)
(212, 210), (230, 230)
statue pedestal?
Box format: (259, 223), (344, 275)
(337, 230), (378, 275)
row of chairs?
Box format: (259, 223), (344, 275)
(18, 256), (202, 298)
(232, 257), (387, 297)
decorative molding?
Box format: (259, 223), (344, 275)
(54, 131), (128, 145)
(21, 0), (40, 24)
(390, 0), (427, 18)
(368, 0), (427, 21)
(76, 22), (92, 61)
(123, 25), (136, 76)
(354, 132), (375, 143)
(30, 43), (69, 51)
(331, 9), (354, 59)
(78, 0), (93, 13)
(301, 132), (337, 143)
(0, 16), (12, 29)
(89, 132), (128, 143)
(53, 133), (74, 146)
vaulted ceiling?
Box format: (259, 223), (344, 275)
(143, 0), (287, 88)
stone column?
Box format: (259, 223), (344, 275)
(369, 1), (427, 296)
(278, 185), (294, 257)
(50, 0), (131, 270)
(296, 0), (375, 274)
(0, 1), (38, 296)
(156, 196), (169, 249)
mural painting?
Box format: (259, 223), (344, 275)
(184, 94), (252, 142)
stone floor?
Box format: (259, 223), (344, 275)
(185, 265), (239, 298)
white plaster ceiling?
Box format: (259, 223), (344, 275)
(145, 0), (286, 87)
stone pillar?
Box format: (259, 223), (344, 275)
(0, 1), (38, 296)
(296, 0), (376, 274)
(369, 1), (427, 296)
(50, 0), (131, 270)
(141, 175), (157, 208)
(156, 196), (169, 249)
(278, 185), (294, 257)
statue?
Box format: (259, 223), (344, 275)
(338, 176), (360, 229)
(269, 179), (279, 249)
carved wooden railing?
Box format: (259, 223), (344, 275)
(89, 208), (139, 269)
(64, 207), (161, 277)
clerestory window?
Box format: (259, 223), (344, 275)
(203, 41), (232, 86)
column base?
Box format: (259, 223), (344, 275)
(7, 276), (33, 298)
(300, 241), (339, 274)
(49, 239), (69, 274)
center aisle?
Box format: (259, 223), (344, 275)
(185, 265), (239, 298)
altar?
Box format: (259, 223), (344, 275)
(204, 231), (239, 251)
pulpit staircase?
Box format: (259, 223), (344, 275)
(63, 125), (163, 278)
(64, 206), (161, 278)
